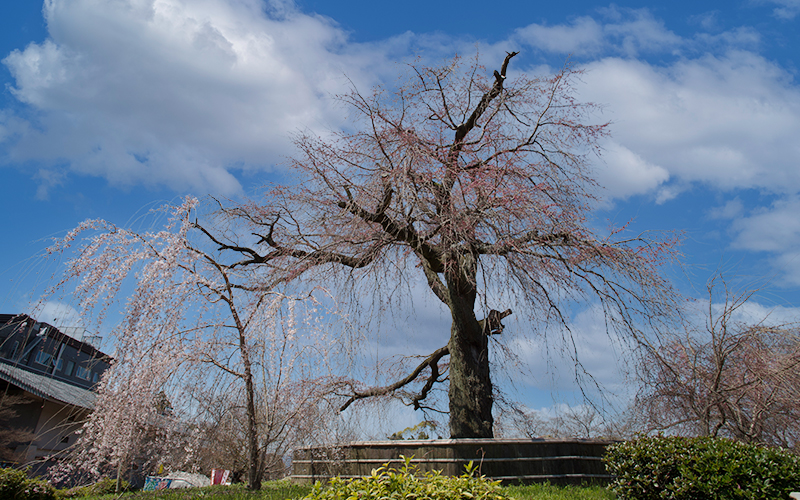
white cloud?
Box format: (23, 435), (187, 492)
(694, 26), (761, 48)
(726, 196), (800, 284)
(681, 287), (800, 328)
(4, 2), (800, 286)
(599, 7), (684, 56)
(515, 7), (759, 59)
(4, 2), (798, 205)
(707, 197), (745, 220)
(505, 305), (635, 399)
(595, 140), (669, 200)
(29, 300), (84, 328)
(689, 11), (722, 31)
(510, 12), (799, 207)
(2, 0), (383, 194)
(720, 297), (800, 326)
(466, 15), (800, 286)
(732, 198), (800, 253)
(654, 185), (682, 205)
(578, 52), (800, 199)
(505, 292), (800, 412)
(763, 0), (800, 19)
(514, 17), (606, 56)
(514, 8), (682, 58)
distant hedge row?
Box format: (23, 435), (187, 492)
(605, 435), (800, 499)
(0, 468), (55, 500)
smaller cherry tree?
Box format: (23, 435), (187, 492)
(636, 275), (800, 449)
(43, 198), (340, 490)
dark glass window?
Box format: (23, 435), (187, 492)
(76, 366), (91, 380)
(35, 351), (52, 366)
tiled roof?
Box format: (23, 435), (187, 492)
(0, 362), (97, 410)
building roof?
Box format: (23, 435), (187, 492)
(0, 314), (112, 363)
(0, 362), (97, 410)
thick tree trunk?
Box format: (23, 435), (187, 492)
(446, 277), (494, 438)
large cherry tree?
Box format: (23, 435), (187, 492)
(204, 52), (677, 438)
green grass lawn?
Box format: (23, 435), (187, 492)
(68, 481), (615, 500)
(504, 483), (615, 500)
(62, 482), (309, 500)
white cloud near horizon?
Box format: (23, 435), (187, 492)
(504, 305), (635, 402)
(505, 292), (800, 414)
(27, 300), (84, 329)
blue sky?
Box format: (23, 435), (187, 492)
(1, 0), (800, 428)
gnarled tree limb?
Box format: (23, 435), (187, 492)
(339, 345), (450, 411)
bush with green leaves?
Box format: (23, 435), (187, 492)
(302, 455), (509, 500)
(0, 467), (56, 500)
(604, 435), (800, 499)
(57, 477), (131, 498)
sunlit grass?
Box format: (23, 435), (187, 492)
(70, 481), (615, 500)
(505, 483), (615, 500)
(65, 482), (312, 500)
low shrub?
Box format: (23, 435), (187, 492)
(604, 435), (800, 499)
(302, 455), (509, 500)
(58, 477), (131, 498)
(0, 467), (56, 500)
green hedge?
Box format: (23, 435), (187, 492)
(302, 455), (509, 500)
(57, 477), (131, 498)
(0, 467), (56, 500)
(604, 435), (800, 499)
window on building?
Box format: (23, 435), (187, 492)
(35, 351), (52, 366)
(76, 366), (91, 380)
(64, 360), (75, 376)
